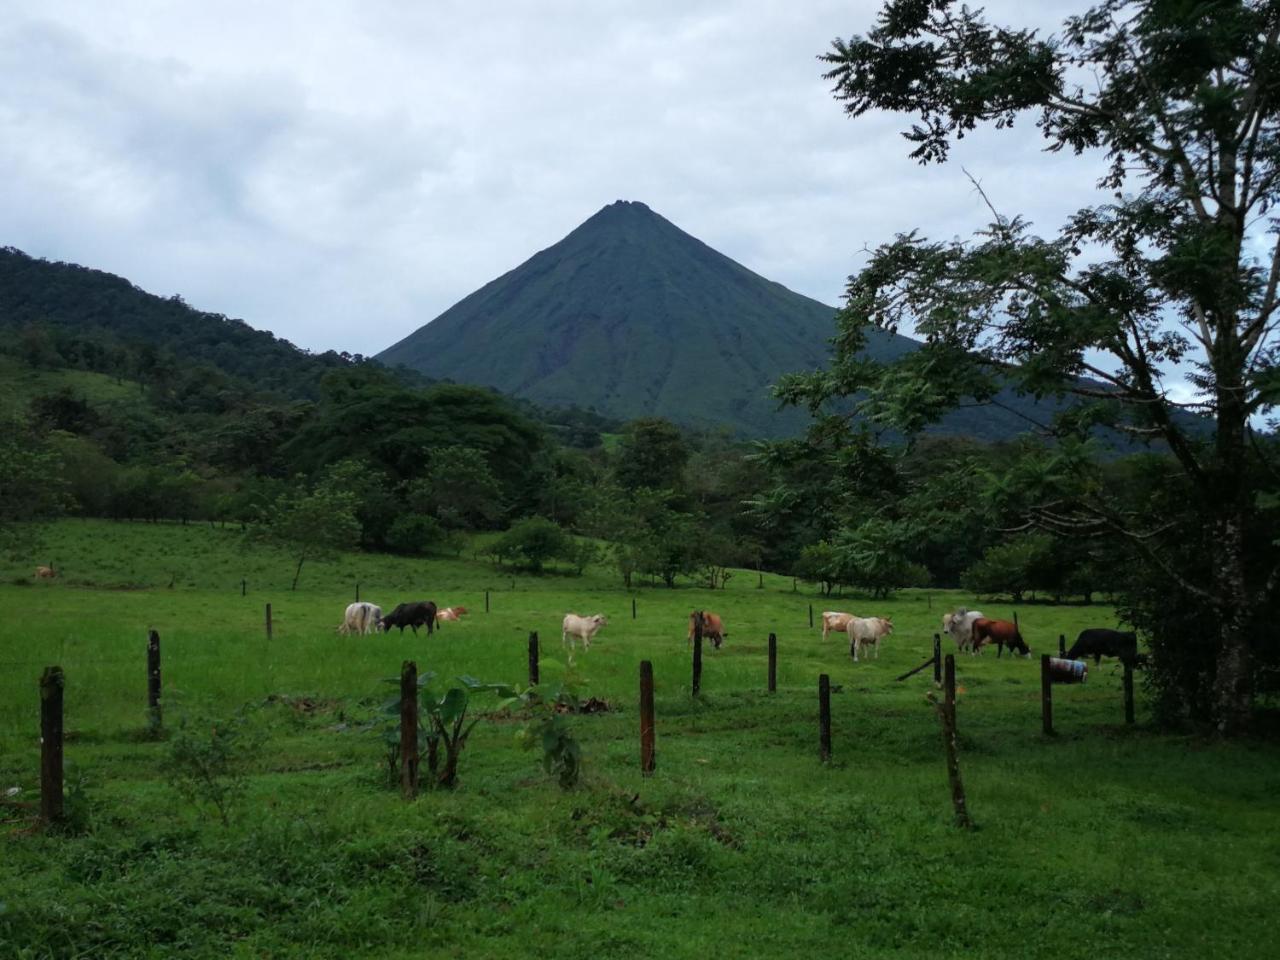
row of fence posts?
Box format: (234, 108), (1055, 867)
(30, 620), (1135, 823)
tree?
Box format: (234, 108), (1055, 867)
(258, 486), (361, 590)
(783, 0), (1280, 732)
(614, 418), (690, 494)
(406, 446), (505, 530)
(491, 517), (570, 573)
(0, 417), (70, 552)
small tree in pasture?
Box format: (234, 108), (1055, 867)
(259, 485), (361, 590)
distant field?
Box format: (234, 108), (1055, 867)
(1, 520), (1277, 959)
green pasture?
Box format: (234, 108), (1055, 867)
(1, 520), (1277, 959)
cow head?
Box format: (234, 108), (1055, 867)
(1010, 635), (1031, 657)
(881, 617), (894, 634)
(593, 614), (608, 627)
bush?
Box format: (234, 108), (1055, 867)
(384, 513), (445, 555)
(491, 517), (569, 573)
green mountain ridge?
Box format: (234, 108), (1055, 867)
(377, 201), (1053, 439)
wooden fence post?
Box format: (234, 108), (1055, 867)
(241, 578), (246, 597)
(632, 597), (636, 620)
(265, 603), (273, 641)
(808, 604), (814, 629)
(401, 660), (419, 798)
(935, 654), (972, 828)
(768, 633), (777, 693)
(1059, 634), (1066, 657)
(1123, 661), (1135, 725)
(485, 590), (490, 613)
(933, 634), (943, 685)
(528, 632), (539, 686)
(639, 660), (655, 775)
(792, 578), (797, 593)
(1041, 654), (1054, 736)
(147, 630), (162, 733)
(818, 673), (832, 763)
(40, 666), (64, 825)
(692, 612), (703, 696)
(758, 571), (763, 589)
(355, 583), (360, 602)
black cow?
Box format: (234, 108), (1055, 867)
(379, 601), (437, 635)
(1066, 628), (1139, 666)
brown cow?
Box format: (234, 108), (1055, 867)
(688, 611), (726, 649)
(970, 618), (1030, 658)
(35, 565), (56, 579)
(436, 606), (468, 623)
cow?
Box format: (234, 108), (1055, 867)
(562, 613), (608, 656)
(970, 618), (1030, 657)
(379, 601), (438, 635)
(435, 605), (468, 623)
(942, 609), (984, 652)
(338, 602), (383, 636)
(1066, 628), (1139, 666)
(689, 611), (726, 650)
(35, 565), (56, 579)
(821, 611), (855, 642)
(847, 616), (893, 662)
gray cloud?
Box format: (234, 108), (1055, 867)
(2, 1), (1102, 357)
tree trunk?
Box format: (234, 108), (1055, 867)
(1211, 512), (1252, 734)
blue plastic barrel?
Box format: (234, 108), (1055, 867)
(1047, 657), (1088, 684)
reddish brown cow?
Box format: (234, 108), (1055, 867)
(970, 618), (1030, 658)
(689, 611), (726, 650)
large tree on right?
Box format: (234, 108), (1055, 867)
(783, 0), (1280, 732)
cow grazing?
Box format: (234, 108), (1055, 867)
(970, 618), (1030, 657)
(338, 601), (383, 636)
(942, 609), (984, 652)
(435, 606), (468, 623)
(1066, 628), (1139, 666)
(689, 611), (726, 650)
(562, 613), (608, 655)
(35, 565), (56, 580)
(821, 611), (855, 642)
(847, 616), (893, 662)
(379, 601), (438, 635)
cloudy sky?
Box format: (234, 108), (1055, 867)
(1, 0), (1095, 357)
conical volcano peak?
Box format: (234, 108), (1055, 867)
(377, 203), (918, 437)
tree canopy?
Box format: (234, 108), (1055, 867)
(782, 0), (1280, 732)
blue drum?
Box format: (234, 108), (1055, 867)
(1047, 657), (1088, 684)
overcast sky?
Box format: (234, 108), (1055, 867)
(1, 0), (1096, 357)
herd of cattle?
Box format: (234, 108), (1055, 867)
(337, 599), (1140, 668)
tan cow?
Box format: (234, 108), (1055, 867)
(688, 611), (726, 649)
(436, 606), (467, 623)
(35, 565), (56, 579)
(821, 611), (855, 641)
(847, 616), (893, 662)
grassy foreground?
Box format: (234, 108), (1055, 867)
(1, 520), (1277, 959)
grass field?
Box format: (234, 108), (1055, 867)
(2, 520), (1278, 959)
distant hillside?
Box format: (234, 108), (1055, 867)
(378, 201), (1064, 440)
(0, 246), (354, 400)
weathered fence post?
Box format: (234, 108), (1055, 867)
(1123, 660), (1135, 725)
(808, 604), (814, 629)
(758, 571), (764, 589)
(147, 630), (161, 733)
(400, 660), (419, 798)
(528, 632), (539, 686)
(241, 578), (246, 597)
(265, 603), (273, 641)
(692, 612), (704, 696)
(936, 653), (972, 828)
(1041, 654), (1054, 736)
(933, 634), (943, 685)
(485, 590), (490, 614)
(639, 660), (655, 775)
(818, 673), (832, 762)
(1059, 633), (1066, 657)
(768, 633), (777, 693)
(632, 597), (636, 620)
(792, 578), (797, 593)
(355, 582), (360, 602)
(40, 666), (64, 825)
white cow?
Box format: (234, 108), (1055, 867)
(847, 616), (893, 662)
(821, 611), (856, 642)
(942, 609), (984, 652)
(338, 601), (383, 636)
(562, 613), (608, 657)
